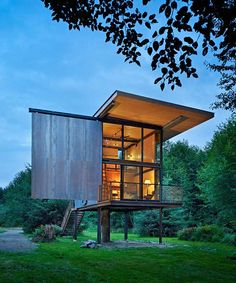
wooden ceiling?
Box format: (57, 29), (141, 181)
(94, 90), (214, 141)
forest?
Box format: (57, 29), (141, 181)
(0, 115), (235, 245)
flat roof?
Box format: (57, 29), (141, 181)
(94, 90), (214, 140)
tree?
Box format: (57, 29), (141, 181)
(1, 166), (68, 232)
(163, 141), (207, 227)
(41, 0), (235, 109)
(198, 115), (236, 229)
(207, 51), (236, 111)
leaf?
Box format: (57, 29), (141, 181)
(147, 47), (153, 55)
(159, 27), (166, 35)
(145, 22), (151, 29)
(202, 47), (208, 56)
(160, 82), (165, 91)
(142, 12), (147, 18)
(192, 41), (198, 49)
(192, 73), (198, 78)
(184, 37), (194, 44)
(143, 0), (150, 5)
(209, 40), (215, 47)
(117, 47), (122, 54)
(154, 77), (162, 84)
(140, 39), (149, 46)
(178, 6), (188, 15)
(153, 41), (159, 51)
(176, 79), (182, 87)
(152, 31), (158, 38)
(165, 6), (171, 18)
(171, 1), (177, 9)
(149, 14), (156, 20)
(161, 67), (168, 75)
(159, 4), (166, 13)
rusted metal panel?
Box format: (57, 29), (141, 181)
(32, 112), (102, 200)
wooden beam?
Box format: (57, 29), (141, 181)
(97, 208), (102, 244)
(124, 211), (129, 241)
(101, 208), (110, 243)
(159, 208), (163, 244)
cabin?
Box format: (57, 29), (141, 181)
(29, 90), (214, 243)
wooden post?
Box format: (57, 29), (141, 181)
(97, 208), (102, 244)
(72, 209), (78, 241)
(159, 207), (163, 244)
(124, 211), (129, 241)
(101, 208), (110, 242)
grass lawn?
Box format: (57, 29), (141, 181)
(0, 228), (6, 233)
(0, 230), (235, 283)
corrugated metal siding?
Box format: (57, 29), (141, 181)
(32, 113), (102, 200)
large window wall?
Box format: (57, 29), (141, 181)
(102, 122), (162, 201)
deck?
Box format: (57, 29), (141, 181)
(78, 199), (182, 212)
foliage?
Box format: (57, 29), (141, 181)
(22, 199), (68, 233)
(222, 233), (236, 246)
(32, 224), (55, 242)
(134, 209), (181, 237)
(1, 232), (236, 283)
(198, 115), (236, 229)
(163, 141), (207, 228)
(134, 210), (160, 236)
(207, 51), (236, 111)
(32, 224), (62, 242)
(177, 225), (230, 244)
(0, 166), (68, 233)
(41, 0), (235, 108)
(0, 187), (3, 203)
(177, 227), (196, 241)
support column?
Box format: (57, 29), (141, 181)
(72, 209), (78, 241)
(101, 208), (110, 242)
(124, 211), (129, 241)
(97, 208), (102, 244)
(159, 207), (163, 244)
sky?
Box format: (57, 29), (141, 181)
(0, 0), (231, 188)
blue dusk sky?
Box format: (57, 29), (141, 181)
(0, 0), (231, 188)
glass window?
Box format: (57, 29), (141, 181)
(143, 168), (160, 200)
(124, 126), (141, 162)
(123, 166), (140, 200)
(103, 123), (122, 160)
(143, 129), (155, 163)
(102, 164), (121, 200)
(155, 132), (161, 163)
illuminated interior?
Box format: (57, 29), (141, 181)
(102, 122), (161, 201)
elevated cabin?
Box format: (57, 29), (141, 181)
(30, 90), (214, 243)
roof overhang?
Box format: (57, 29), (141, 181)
(94, 90), (214, 141)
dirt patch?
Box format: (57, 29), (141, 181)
(0, 228), (37, 253)
(101, 240), (174, 249)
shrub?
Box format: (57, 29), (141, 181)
(22, 200), (68, 233)
(177, 225), (227, 243)
(222, 233), (236, 246)
(177, 227), (196, 241)
(53, 225), (63, 236)
(194, 225), (224, 242)
(134, 210), (160, 237)
(32, 224), (60, 242)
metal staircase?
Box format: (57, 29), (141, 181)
(61, 201), (84, 240)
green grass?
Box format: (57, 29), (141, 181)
(0, 228), (6, 233)
(0, 231), (235, 283)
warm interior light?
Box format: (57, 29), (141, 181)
(144, 179), (151, 185)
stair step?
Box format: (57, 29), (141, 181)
(61, 204), (84, 237)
